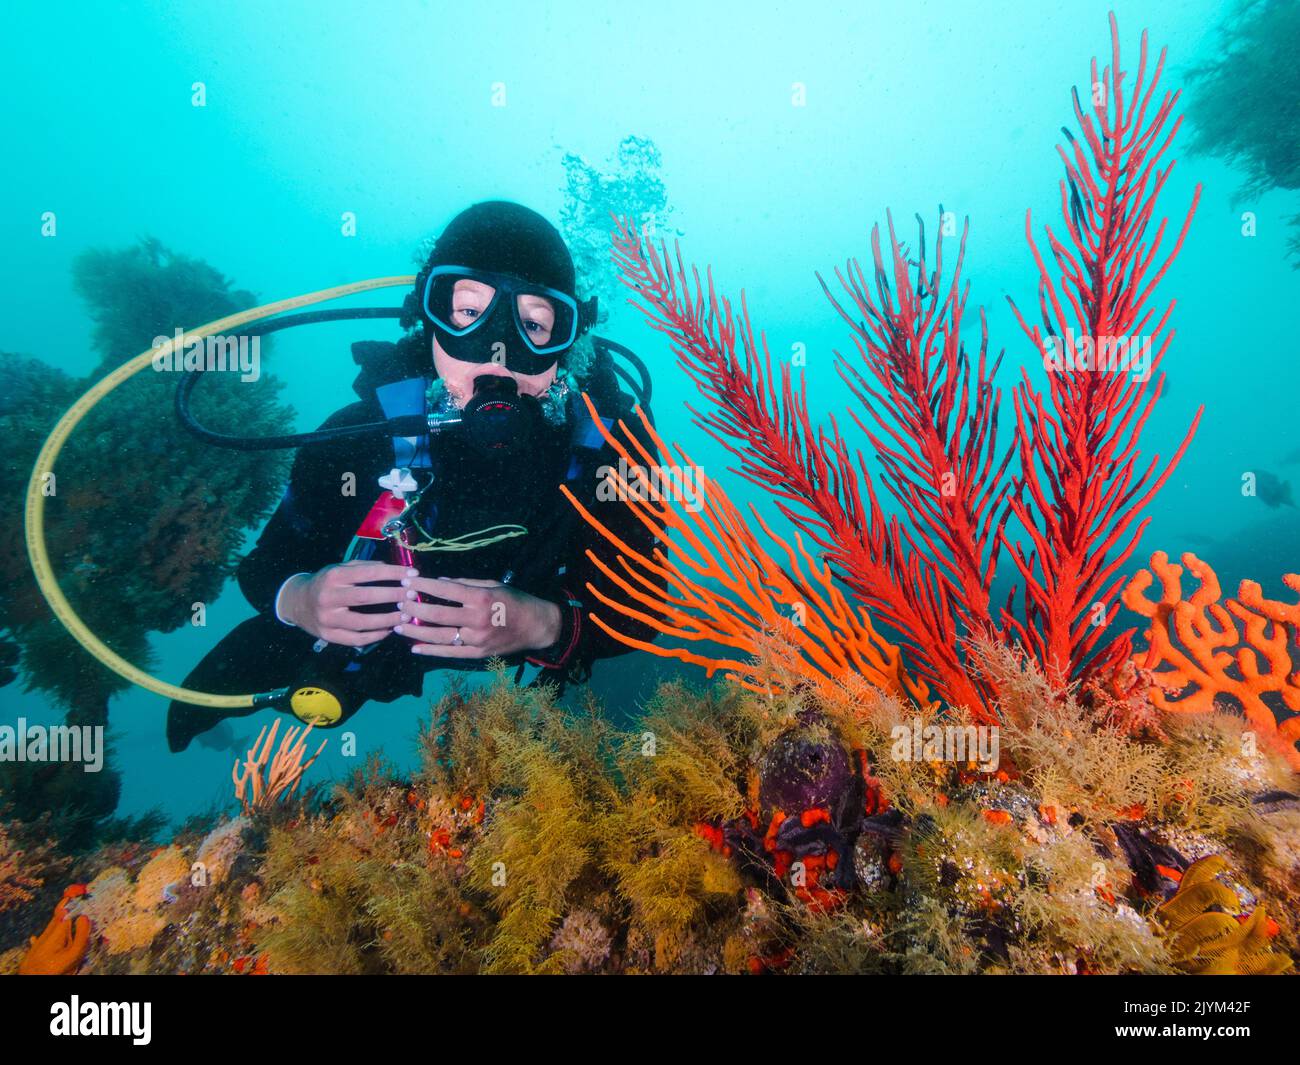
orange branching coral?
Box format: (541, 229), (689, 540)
(1122, 551), (1300, 769)
(560, 395), (930, 709)
(232, 720), (327, 814)
(18, 884), (90, 976)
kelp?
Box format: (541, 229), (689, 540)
(1187, 0), (1300, 264)
(0, 238), (293, 848)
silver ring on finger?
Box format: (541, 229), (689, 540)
(452, 628), (463, 646)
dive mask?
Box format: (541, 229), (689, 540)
(423, 264), (587, 374)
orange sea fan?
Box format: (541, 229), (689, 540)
(232, 720), (327, 815)
(559, 394), (932, 711)
(1122, 551), (1300, 769)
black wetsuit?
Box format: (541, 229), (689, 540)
(166, 339), (662, 751)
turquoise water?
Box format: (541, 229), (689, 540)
(2, 0), (1295, 827)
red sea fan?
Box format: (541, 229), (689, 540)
(602, 13), (1200, 716)
(819, 211), (1015, 705)
(1004, 12), (1203, 686)
(611, 217), (992, 715)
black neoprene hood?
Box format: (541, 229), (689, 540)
(427, 200), (577, 298)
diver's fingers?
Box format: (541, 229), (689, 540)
(320, 626), (393, 648)
(331, 561), (416, 584)
(410, 638), (489, 658)
(325, 610), (398, 635)
(400, 576), (494, 605)
(332, 611), (397, 637)
(334, 584), (409, 607)
(320, 610), (397, 636)
(396, 596), (473, 627)
(392, 612), (471, 638)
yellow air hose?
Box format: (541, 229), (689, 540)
(23, 276), (415, 710)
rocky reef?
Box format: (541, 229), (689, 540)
(2, 655), (1294, 976)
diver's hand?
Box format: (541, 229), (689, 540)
(277, 561), (415, 646)
(392, 576), (562, 659)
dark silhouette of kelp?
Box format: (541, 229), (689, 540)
(1187, 0), (1300, 264)
(0, 239), (293, 849)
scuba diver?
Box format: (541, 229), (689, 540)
(166, 200), (663, 752)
